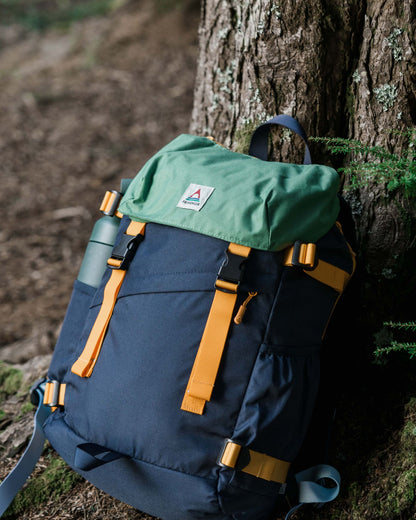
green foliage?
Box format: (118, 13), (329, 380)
(374, 321), (416, 360)
(0, 362), (23, 404)
(0, 0), (120, 31)
(311, 128), (416, 198)
(3, 454), (82, 517)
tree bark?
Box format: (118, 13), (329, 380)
(191, 0), (416, 321)
(190, 4), (416, 519)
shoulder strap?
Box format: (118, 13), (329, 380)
(0, 380), (50, 516)
(248, 114), (312, 165)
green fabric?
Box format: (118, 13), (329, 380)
(119, 134), (340, 251)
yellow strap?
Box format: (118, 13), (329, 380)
(126, 220), (146, 236)
(284, 246), (353, 293)
(71, 221), (145, 378)
(220, 441), (290, 484)
(305, 259), (351, 293)
(71, 269), (126, 377)
(43, 382), (66, 408)
(181, 243), (251, 415)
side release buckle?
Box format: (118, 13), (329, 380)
(109, 233), (144, 270)
(216, 251), (247, 292)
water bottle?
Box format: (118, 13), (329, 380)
(77, 189), (123, 288)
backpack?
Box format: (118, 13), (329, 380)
(0, 115), (355, 520)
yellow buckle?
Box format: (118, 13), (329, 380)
(43, 381), (66, 408)
(289, 241), (317, 270)
(219, 440), (242, 468)
(100, 190), (123, 218)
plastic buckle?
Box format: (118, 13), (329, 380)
(43, 380), (61, 408)
(290, 241), (318, 271)
(100, 190), (122, 217)
(29, 377), (47, 406)
(217, 251), (246, 288)
(217, 439), (251, 470)
(217, 439), (240, 468)
(109, 233), (143, 270)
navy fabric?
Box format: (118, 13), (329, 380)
(58, 223), (280, 480)
(44, 216), (354, 518)
(45, 412), (231, 520)
(48, 280), (97, 381)
(249, 115), (312, 165)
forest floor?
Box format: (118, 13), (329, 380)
(0, 0), (199, 361)
(0, 1), (199, 518)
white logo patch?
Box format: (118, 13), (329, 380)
(176, 183), (215, 212)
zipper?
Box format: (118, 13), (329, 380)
(234, 291), (258, 324)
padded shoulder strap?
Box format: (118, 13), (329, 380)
(249, 114), (312, 165)
(0, 382), (50, 516)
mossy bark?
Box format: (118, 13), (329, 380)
(191, 2), (416, 519)
(191, 0), (416, 321)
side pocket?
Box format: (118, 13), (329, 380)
(217, 345), (319, 518)
(231, 344), (321, 469)
(48, 279), (97, 381)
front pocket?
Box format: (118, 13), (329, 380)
(61, 223), (279, 479)
(64, 285), (233, 477)
(231, 344), (321, 465)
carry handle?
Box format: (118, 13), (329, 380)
(74, 443), (123, 471)
(248, 115), (312, 165)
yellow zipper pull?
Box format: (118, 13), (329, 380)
(234, 292), (258, 324)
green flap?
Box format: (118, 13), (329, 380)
(119, 134), (340, 251)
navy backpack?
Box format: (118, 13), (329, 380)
(0, 116), (355, 519)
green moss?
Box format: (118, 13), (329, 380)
(374, 83), (398, 112)
(3, 455), (82, 517)
(0, 362), (23, 403)
(15, 401), (35, 420)
(323, 397), (416, 520)
(385, 28), (404, 62)
(234, 120), (260, 154)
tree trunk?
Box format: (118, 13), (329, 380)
(191, 0), (416, 320)
(191, 2), (416, 518)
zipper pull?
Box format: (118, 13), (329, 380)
(234, 292), (258, 324)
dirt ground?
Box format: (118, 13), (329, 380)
(0, 0), (199, 361)
(0, 1), (199, 518)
